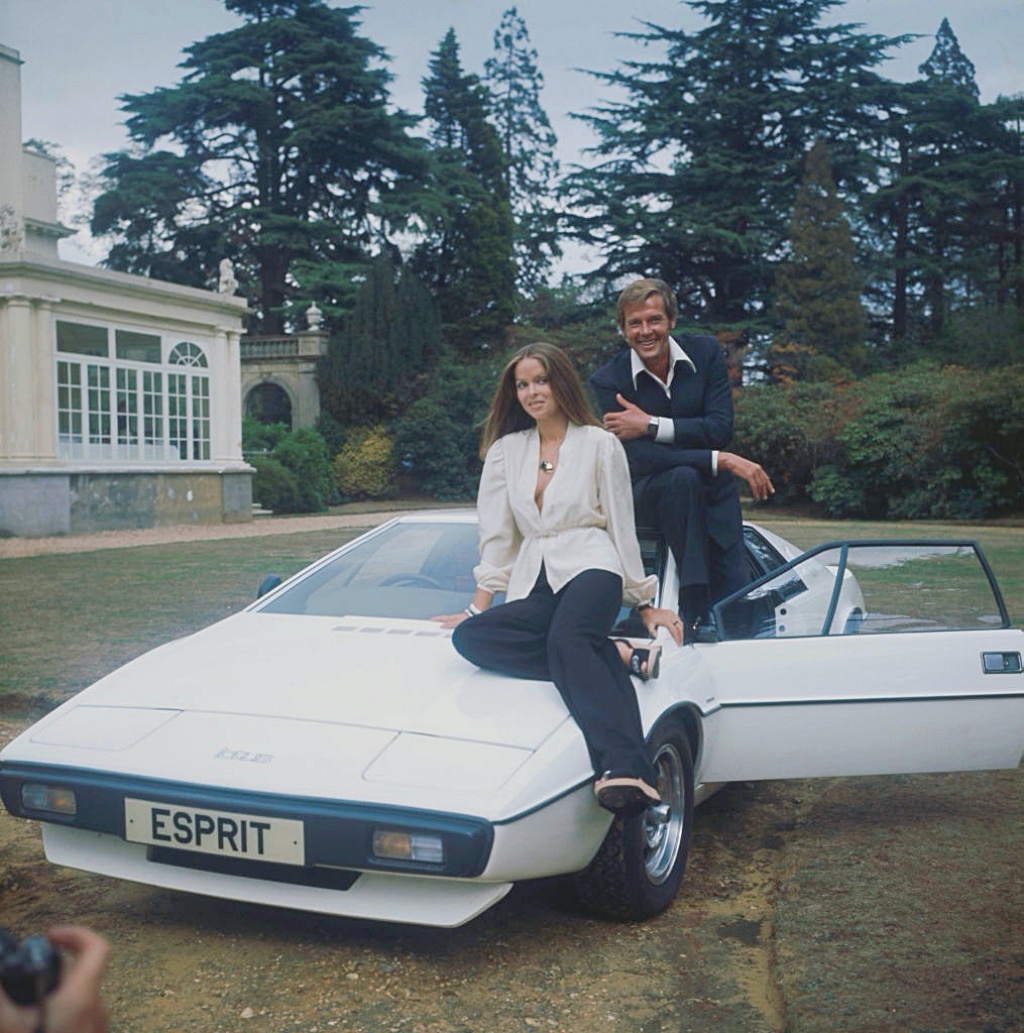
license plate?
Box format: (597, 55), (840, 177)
(124, 798), (305, 865)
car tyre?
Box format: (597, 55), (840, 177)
(572, 716), (694, 920)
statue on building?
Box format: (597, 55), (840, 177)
(218, 258), (238, 295)
(306, 302), (323, 331)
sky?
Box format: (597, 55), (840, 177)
(2, 0), (1021, 269)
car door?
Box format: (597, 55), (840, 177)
(695, 540), (1024, 782)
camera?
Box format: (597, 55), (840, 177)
(0, 929), (61, 1006)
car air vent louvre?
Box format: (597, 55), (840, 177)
(332, 624), (446, 636)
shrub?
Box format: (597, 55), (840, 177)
(393, 399), (480, 501)
(333, 426), (397, 500)
(270, 427), (336, 512)
(242, 417), (289, 455)
(249, 455), (300, 513)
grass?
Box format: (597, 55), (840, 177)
(0, 515), (1021, 718)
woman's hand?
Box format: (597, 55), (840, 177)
(429, 612), (470, 629)
(641, 606), (685, 646)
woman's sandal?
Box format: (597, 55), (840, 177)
(594, 773), (662, 815)
(613, 639), (662, 682)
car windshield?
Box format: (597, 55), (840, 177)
(258, 520), (488, 620)
(257, 519), (667, 623)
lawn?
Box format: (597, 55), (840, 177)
(0, 515), (1021, 718)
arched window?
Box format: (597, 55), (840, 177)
(168, 341), (209, 368)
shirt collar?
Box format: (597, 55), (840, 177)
(630, 336), (697, 389)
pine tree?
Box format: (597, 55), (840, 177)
(484, 7), (561, 293)
(773, 140), (866, 374)
(412, 29), (515, 351)
(864, 19), (1014, 344)
(90, 0), (427, 333)
(563, 0), (904, 323)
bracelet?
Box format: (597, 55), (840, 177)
(464, 603), (482, 616)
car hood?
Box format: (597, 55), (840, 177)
(2, 613), (582, 818)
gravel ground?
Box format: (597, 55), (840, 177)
(1, 508), (1020, 1031)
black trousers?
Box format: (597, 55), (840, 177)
(633, 467), (747, 624)
(452, 567), (657, 784)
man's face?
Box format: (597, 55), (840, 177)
(620, 294), (674, 371)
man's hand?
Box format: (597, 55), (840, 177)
(718, 451), (774, 501)
(602, 394), (651, 440)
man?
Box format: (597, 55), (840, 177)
(590, 278), (773, 636)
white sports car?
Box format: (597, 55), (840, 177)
(1, 513), (1021, 927)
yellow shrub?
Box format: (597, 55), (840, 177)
(333, 426), (397, 500)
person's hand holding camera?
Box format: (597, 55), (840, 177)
(0, 926), (109, 1033)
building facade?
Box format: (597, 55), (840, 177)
(0, 44), (252, 536)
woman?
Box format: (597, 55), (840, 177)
(433, 343), (683, 815)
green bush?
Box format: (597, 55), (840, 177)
(271, 427), (336, 512)
(806, 363), (1023, 519)
(249, 455), (301, 513)
(245, 426), (335, 513)
(393, 399), (480, 501)
(333, 426), (397, 500)
(733, 381), (850, 507)
(242, 417), (289, 455)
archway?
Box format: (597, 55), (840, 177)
(245, 381), (293, 428)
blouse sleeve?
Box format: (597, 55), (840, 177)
(472, 439), (521, 594)
(598, 431), (659, 607)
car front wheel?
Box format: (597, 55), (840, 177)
(572, 716), (695, 920)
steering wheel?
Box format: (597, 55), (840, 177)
(380, 572), (446, 589)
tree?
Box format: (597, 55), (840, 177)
(90, 0), (427, 332)
(863, 21), (1022, 348)
(411, 28), (516, 351)
(563, 0), (905, 323)
(318, 258), (442, 426)
(772, 139), (867, 373)
(484, 7), (561, 293)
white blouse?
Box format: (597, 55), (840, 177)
(473, 422), (659, 607)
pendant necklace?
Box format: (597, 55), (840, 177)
(538, 431), (565, 474)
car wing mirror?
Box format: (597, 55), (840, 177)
(256, 574), (282, 599)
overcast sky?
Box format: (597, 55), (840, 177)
(2, 0), (1021, 268)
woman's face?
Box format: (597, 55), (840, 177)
(514, 356), (561, 423)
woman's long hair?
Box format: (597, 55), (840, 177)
(479, 342), (602, 458)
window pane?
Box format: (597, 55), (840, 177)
(115, 330), (161, 363)
(57, 321), (108, 357)
(116, 368), (139, 446)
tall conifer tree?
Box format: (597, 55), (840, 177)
(484, 7), (561, 293)
(564, 0), (903, 323)
(773, 140), (866, 373)
(412, 29), (515, 350)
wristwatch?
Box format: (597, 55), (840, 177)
(636, 602), (653, 612)
(646, 416), (660, 438)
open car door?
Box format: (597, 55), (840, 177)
(695, 540), (1024, 783)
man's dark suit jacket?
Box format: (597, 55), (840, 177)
(589, 334), (740, 552)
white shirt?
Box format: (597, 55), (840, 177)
(473, 422), (658, 607)
(630, 336), (719, 471)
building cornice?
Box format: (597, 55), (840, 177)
(0, 254), (250, 321)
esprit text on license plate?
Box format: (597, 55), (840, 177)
(124, 798), (304, 865)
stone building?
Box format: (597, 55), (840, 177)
(0, 44), (252, 536)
